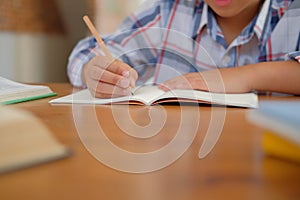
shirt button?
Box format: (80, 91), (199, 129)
(222, 56), (231, 66)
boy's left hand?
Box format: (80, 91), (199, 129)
(158, 68), (252, 93)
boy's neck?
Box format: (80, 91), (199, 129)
(215, 2), (263, 46)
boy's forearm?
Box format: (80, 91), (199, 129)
(245, 61), (300, 95)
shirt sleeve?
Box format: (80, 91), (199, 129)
(288, 51), (300, 62)
(67, 0), (164, 87)
(67, 36), (98, 87)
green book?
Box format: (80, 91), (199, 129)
(0, 76), (57, 105)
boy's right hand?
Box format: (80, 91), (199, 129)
(82, 54), (138, 98)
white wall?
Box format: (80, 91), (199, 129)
(0, 32), (69, 82)
(0, 0), (147, 83)
(0, 32), (16, 80)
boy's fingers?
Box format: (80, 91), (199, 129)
(90, 56), (138, 87)
(89, 66), (130, 89)
(91, 56), (132, 76)
(127, 68), (138, 88)
(88, 80), (131, 98)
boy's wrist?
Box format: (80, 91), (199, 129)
(241, 63), (263, 92)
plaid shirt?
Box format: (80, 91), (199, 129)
(68, 0), (300, 87)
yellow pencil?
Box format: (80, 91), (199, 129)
(83, 15), (133, 95)
(83, 15), (113, 60)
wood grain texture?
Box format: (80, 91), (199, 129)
(0, 83), (299, 200)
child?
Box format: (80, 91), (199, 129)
(68, 0), (300, 98)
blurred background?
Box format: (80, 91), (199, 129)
(0, 0), (145, 83)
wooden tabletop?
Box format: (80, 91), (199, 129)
(1, 83), (300, 200)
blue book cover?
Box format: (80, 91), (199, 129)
(248, 101), (300, 145)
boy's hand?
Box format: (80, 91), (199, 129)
(82, 54), (138, 98)
(158, 68), (252, 93)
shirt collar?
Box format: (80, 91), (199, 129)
(195, 0), (272, 43)
(253, 0), (271, 40)
(191, 2), (208, 39)
(199, 3), (209, 32)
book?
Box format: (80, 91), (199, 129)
(262, 131), (300, 163)
(0, 76), (57, 105)
(0, 106), (71, 174)
(247, 101), (300, 163)
(49, 85), (258, 108)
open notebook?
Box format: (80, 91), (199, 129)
(50, 85), (258, 108)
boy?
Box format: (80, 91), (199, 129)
(68, 0), (300, 98)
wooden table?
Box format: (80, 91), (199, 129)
(1, 83), (300, 200)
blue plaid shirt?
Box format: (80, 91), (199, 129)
(68, 0), (300, 87)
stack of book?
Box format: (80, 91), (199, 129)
(248, 101), (300, 163)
